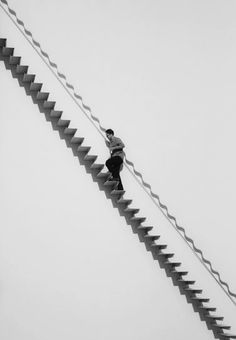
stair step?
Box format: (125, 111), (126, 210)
(130, 216), (146, 223)
(137, 226), (153, 233)
(90, 163), (104, 170)
(158, 252), (174, 259)
(124, 207), (140, 214)
(171, 270), (188, 276)
(104, 180), (118, 187)
(144, 235), (160, 241)
(97, 172), (110, 179)
(198, 306), (216, 312)
(216, 324), (231, 330)
(50, 110), (63, 118)
(9, 56), (21, 65)
(177, 279), (196, 285)
(191, 297), (210, 303)
(64, 128), (77, 136)
(219, 333), (236, 339)
(110, 189), (125, 197)
(0, 38), (6, 47)
(29, 82), (43, 91)
(71, 136), (84, 144)
(16, 65), (28, 74)
(206, 315), (224, 322)
(22, 74), (35, 83)
(151, 243), (167, 250)
(77, 146), (91, 153)
(185, 288), (203, 294)
(36, 92), (49, 100)
(164, 261), (181, 267)
(57, 119), (70, 127)
(2, 47), (14, 56)
(43, 101), (55, 109)
(117, 198), (132, 205)
(84, 154), (97, 162)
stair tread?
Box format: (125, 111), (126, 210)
(171, 270), (188, 275)
(198, 306), (216, 311)
(97, 172), (110, 178)
(206, 315), (224, 319)
(104, 181), (118, 187)
(78, 146), (91, 151)
(151, 243), (167, 249)
(57, 119), (70, 126)
(90, 163), (104, 169)
(216, 322), (230, 326)
(110, 189), (125, 196)
(124, 208), (140, 213)
(84, 154), (97, 161)
(71, 136), (84, 144)
(177, 279), (196, 285)
(192, 297), (210, 301)
(219, 333), (236, 339)
(137, 226), (153, 232)
(158, 252), (174, 257)
(130, 216), (146, 221)
(164, 261), (181, 266)
(117, 198), (132, 204)
(64, 128), (77, 134)
(144, 235), (160, 240)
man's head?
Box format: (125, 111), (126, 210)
(106, 129), (114, 141)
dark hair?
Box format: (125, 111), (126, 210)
(105, 129), (114, 135)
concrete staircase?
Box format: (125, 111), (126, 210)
(0, 37), (235, 340)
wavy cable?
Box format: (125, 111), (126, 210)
(1, 0), (236, 304)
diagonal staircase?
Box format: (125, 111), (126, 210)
(0, 37), (235, 340)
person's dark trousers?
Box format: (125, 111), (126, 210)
(105, 156), (124, 190)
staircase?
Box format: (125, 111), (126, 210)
(0, 37), (235, 340)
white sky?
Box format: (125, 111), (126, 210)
(1, 0), (236, 337)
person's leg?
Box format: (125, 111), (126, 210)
(111, 157), (122, 178)
(110, 156), (124, 190)
(117, 174), (123, 190)
(105, 157), (115, 174)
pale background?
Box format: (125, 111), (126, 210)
(0, 0), (236, 339)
